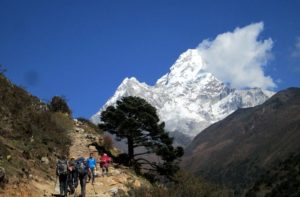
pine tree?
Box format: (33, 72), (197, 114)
(48, 96), (72, 115)
(100, 96), (183, 179)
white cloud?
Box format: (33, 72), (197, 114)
(197, 22), (276, 89)
(291, 36), (300, 58)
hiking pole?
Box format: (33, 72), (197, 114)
(54, 175), (57, 191)
(92, 184), (98, 195)
(52, 175), (58, 196)
(73, 187), (77, 197)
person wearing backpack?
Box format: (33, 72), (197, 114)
(56, 155), (68, 197)
(67, 156), (77, 195)
(100, 153), (112, 176)
(76, 157), (88, 197)
(86, 152), (97, 184)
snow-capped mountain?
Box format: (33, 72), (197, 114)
(91, 49), (274, 145)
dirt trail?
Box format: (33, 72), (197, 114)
(2, 120), (144, 197)
(64, 121), (143, 197)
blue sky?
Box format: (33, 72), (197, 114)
(0, 0), (299, 118)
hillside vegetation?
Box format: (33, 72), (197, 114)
(183, 88), (300, 195)
(0, 73), (72, 195)
(246, 150), (300, 196)
(0, 73), (229, 196)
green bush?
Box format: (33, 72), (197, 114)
(48, 96), (72, 115)
(125, 172), (232, 197)
(50, 112), (74, 132)
(0, 75), (72, 185)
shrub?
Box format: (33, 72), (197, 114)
(125, 171), (232, 197)
(50, 112), (74, 132)
(48, 96), (71, 115)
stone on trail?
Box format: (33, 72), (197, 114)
(41, 156), (49, 165)
(133, 180), (141, 188)
(108, 187), (119, 195)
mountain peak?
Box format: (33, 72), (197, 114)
(156, 49), (206, 86)
(121, 77), (139, 84)
(92, 49), (274, 146)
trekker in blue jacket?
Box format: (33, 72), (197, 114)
(86, 152), (97, 184)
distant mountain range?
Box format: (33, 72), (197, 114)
(91, 49), (273, 146)
(182, 87), (300, 193)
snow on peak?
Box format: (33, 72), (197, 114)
(121, 77), (139, 85)
(156, 49), (206, 86)
(91, 48), (274, 145)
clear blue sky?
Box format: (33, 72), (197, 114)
(1, 0), (299, 118)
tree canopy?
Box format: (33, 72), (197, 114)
(48, 96), (72, 115)
(100, 96), (183, 180)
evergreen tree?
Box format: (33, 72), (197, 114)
(100, 96), (183, 179)
(48, 96), (72, 115)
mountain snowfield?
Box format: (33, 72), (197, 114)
(91, 48), (274, 145)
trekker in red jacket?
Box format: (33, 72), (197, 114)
(100, 153), (111, 176)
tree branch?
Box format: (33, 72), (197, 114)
(135, 158), (160, 169)
(139, 167), (157, 172)
(134, 151), (151, 156)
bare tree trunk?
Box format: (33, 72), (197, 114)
(127, 137), (134, 165)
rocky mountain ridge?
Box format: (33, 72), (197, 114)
(182, 87), (300, 194)
(92, 49), (274, 145)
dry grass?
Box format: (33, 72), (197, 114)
(0, 74), (72, 188)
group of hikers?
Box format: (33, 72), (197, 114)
(56, 152), (112, 197)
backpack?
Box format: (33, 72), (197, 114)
(76, 158), (87, 175)
(56, 159), (68, 175)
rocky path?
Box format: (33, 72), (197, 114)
(62, 121), (143, 197)
(1, 120), (145, 197)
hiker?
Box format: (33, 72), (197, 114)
(86, 152), (97, 184)
(100, 153), (112, 176)
(67, 156), (77, 194)
(76, 157), (89, 197)
(56, 155), (68, 197)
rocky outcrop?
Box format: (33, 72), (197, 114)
(0, 167), (7, 187)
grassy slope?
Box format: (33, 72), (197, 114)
(182, 88), (300, 194)
(0, 73), (234, 196)
(0, 73), (71, 189)
(246, 150), (300, 196)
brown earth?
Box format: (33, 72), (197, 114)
(1, 119), (148, 197)
(0, 73), (148, 196)
(65, 120), (147, 197)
